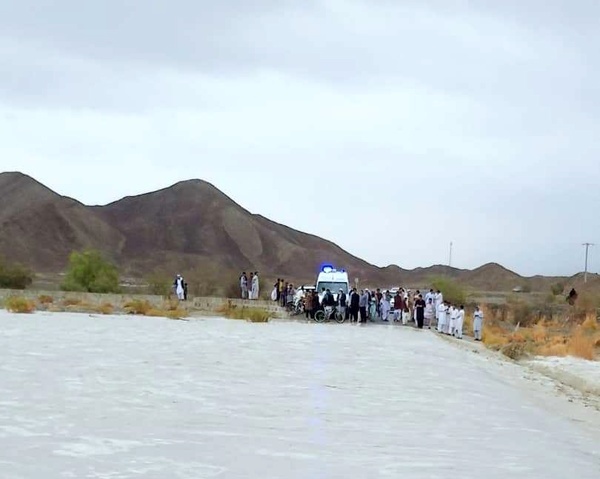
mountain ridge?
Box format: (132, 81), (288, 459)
(0, 171), (583, 292)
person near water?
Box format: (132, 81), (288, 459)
(183, 282), (188, 301)
(393, 290), (403, 322)
(437, 301), (448, 333)
(434, 289), (443, 323)
(448, 304), (457, 336)
(174, 274), (185, 300)
(359, 290), (368, 323)
(380, 293), (391, 321)
(455, 305), (465, 339)
(251, 272), (259, 300)
(424, 298), (434, 328)
(473, 306), (484, 341)
(240, 272), (248, 299)
(349, 288), (360, 323)
(415, 294), (426, 328)
(337, 289), (347, 319)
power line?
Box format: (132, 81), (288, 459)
(582, 243), (594, 283)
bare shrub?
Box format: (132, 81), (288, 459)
(5, 296), (35, 313)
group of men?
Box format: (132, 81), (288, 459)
(239, 272), (260, 300)
(299, 286), (485, 340)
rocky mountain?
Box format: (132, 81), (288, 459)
(0, 171), (580, 293)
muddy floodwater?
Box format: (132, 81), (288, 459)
(0, 312), (599, 478)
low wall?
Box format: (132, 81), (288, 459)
(0, 289), (287, 316)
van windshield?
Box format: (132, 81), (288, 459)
(316, 282), (349, 294)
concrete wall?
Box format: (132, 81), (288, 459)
(0, 289), (287, 316)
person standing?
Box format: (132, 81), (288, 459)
(251, 272), (260, 300)
(415, 294), (426, 328)
(434, 289), (443, 325)
(455, 305), (465, 339)
(448, 304), (457, 336)
(304, 290), (313, 319)
(349, 288), (360, 323)
(359, 289), (368, 323)
(174, 274), (185, 300)
(380, 293), (391, 322)
(473, 306), (484, 341)
(393, 290), (403, 322)
(337, 289), (347, 320)
(240, 272), (248, 299)
(424, 298), (434, 328)
(437, 301), (448, 333)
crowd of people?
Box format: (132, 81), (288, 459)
(235, 275), (485, 341)
(297, 286), (485, 340)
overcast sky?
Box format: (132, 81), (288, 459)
(1, 0), (599, 276)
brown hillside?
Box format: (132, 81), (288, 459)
(0, 172), (125, 271)
(0, 172), (582, 293)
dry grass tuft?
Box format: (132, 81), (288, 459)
(567, 327), (596, 360)
(5, 296), (36, 313)
(146, 308), (188, 319)
(537, 343), (568, 357)
(532, 323), (547, 342)
(38, 295), (54, 304)
(62, 297), (82, 307)
(581, 313), (598, 331)
(97, 303), (114, 315)
(123, 299), (152, 315)
(217, 301), (270, 323)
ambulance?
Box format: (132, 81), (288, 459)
(315, 265), (350, 303)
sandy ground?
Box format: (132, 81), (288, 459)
(1, 311), (600, 478)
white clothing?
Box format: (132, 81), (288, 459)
(448, 307), (457, 335)
(424, 303), (434, 327)
(455, 309), (465, 338)
(380, 299), (391, 321)
(251, 275), (259, 300)
(175, 277), (185, 300)
(437, 304), (447, 332)
(240, 276), (248, 299)
(434, 293), (443, 318)
(473, 310), (484, 340)
(393, 309), (402, 322)
(401, 310), (409, 325)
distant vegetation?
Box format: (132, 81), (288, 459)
(61, 249), (120, 293)
(0, 257), (33, 289)
(430, 277), (467, 305)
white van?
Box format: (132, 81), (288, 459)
(316, 265), (350, 303)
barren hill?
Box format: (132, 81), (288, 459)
(0, 171), (577, 293)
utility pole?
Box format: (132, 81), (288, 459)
(449, 241), (453, 267)
(582, 243), (594, 283)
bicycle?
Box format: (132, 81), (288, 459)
(314, 305), (345, 324)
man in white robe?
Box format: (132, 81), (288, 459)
(251, 272), (260, 300)
(437, 302), (447, 333)
(455, 305), (465, 339)
(240, 273), (248, 299)
(448, 305), (457, 336)
(380, 294), (391, 321)
(434, 290), (443, 323)
(175, 274), (185, 300)
(473, 306), (484, 341)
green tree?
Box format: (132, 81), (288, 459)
(0, 257), (34, 289)
(61, 250), (120, 293)
(430, 277), (467, 305)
